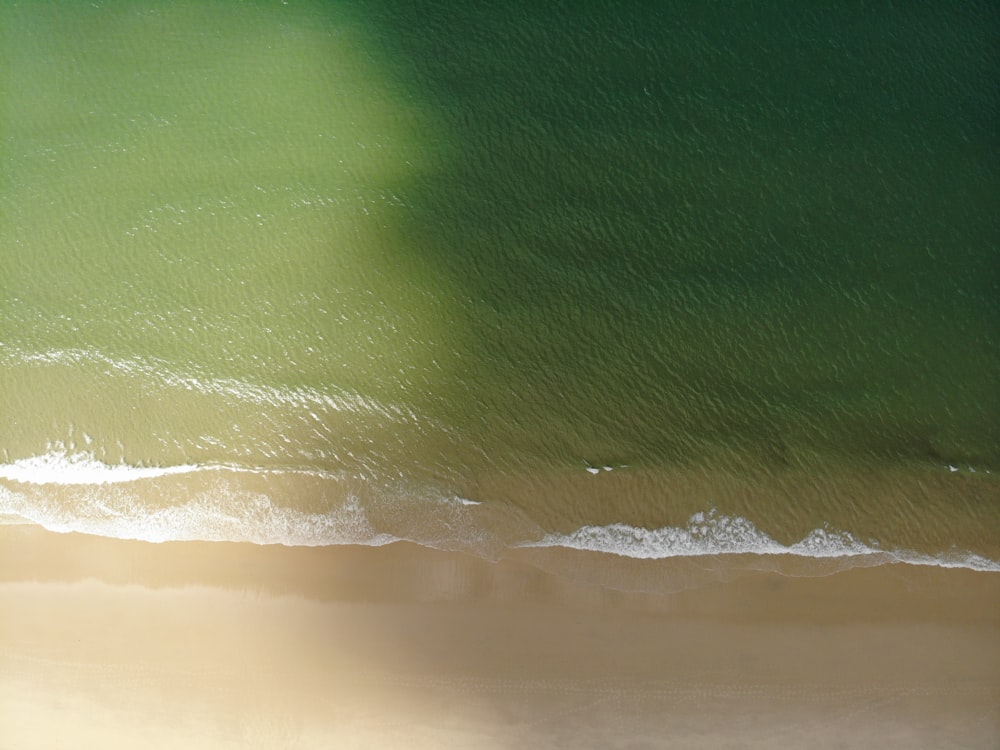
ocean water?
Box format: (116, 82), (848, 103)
(2, 1), (998, 572)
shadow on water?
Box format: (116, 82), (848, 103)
(353, 0), (1000, 474)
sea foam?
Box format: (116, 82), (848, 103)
(1, 449), (997, 572)
(519, 510), (1000, 572)
(518, 510), (858, 558)
(0, 448), (397, 546)
(0, 480), (396, 547)
(0, 449), (202, 485)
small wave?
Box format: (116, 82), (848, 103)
(0, 448), (336, 487)
(518, 510), (1000, 573)
(1, 345), (422, 423)
(0, 450), (203, 486)
(888, 549), (1000, 572)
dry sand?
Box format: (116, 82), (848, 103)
(1, 524), (997, 749)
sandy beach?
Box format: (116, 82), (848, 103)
(0, 524), (997, 749)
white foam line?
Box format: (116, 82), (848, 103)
(885, 549), (1000, 572)
(0, 450), (340, 487)
(0, 452), (200, 485)
(517, 511), (1000, 573)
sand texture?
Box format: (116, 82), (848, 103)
(1, 525), (997, 749)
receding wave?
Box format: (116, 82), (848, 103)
(0, 450), (500, 549)
(0, 452), (393, 546)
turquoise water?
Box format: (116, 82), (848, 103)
(1, 1), (998, 565)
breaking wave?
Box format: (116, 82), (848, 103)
(519, 511), (1000, 572)
(0, 449), (204, 486)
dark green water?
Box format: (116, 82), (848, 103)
(1, 1), (998, 565)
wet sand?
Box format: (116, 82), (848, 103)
(1, 525), (997, 749)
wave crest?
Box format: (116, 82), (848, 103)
(0, 449), (202, 486)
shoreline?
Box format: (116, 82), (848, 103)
(3, 447), (999, 564)
(2, 525), (998, 748)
